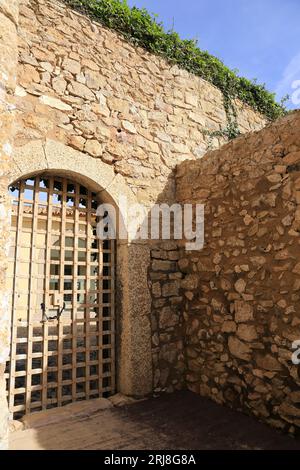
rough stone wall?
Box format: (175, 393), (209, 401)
(16, 0), (266, 205)
(12, 0), (266, 397)
(176, 110), (300, 433)
(1, 0), (296, 441)
(0, 0), (271, 444)
(0, 0), (19, 450)
(149, 241), (186, 393)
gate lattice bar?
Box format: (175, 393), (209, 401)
(5, 175), (115, 418)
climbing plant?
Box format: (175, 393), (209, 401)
(62, 0), (286, 128)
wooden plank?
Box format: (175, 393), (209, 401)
(41, 176), (53, 411)
(57, 177), (67, 407)
(98, 234), (104, 396)
(85, 188), (92, 399)
(8, 180), (24, 418)
(71, 182), (79, 402)
(25, 176), (39, 414)
(110, 240), (116, 394)
(7, 175), (116, 418)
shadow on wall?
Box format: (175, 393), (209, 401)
(7, 110), (300, 444)
(175, 110), (300, 436)
(6, 167), (185, 441)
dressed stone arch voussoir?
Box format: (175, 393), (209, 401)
(11, 139), (137, 211)
(8, 139), (153, 405)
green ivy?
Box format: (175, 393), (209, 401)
(62, 0), (286, 122)
(203, 122), (241, 148)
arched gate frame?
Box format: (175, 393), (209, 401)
(5, 139), (153, 418)
(6, 174), (115, 417)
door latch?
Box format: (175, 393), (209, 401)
(41, 294), (66, 322)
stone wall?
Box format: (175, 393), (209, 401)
(0, 0), (19, 451)
(0, 0), (268, 446)
(149, 241), (186, 394)
(176, 110), (300, 434)
(12, 0), (266, 396)
(16, 0), (266, 205)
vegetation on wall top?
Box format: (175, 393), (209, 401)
(62, 0), (286, 122)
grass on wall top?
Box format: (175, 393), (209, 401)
(62, 0), (286, 121)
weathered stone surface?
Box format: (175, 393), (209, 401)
(20, 64), (40, 86)
(290, 392), (300, 403)
(0, 375), (9, 449)
(228, 337), (251, 361)
(176, 110), (300, 433)
(22, 398), (113, 429)
(62, 58), (81, 75)
(278, 402), (300, 419)
(222, 321), (237, 333)
(0, 0), (19, 25)
(162, 282), (179, 297)
(159, 307), (179, 329)
(152, 260), (175, 272)
(255, 355), (282, 371)
(1, 0), (298, 445)
(234, 301), (254, 323)
(178, 258), (190, 273)
(234, 279), (246, 294)
(67, 81), (95, 101)
(39, 95), (72, 111)
(0, 0), (18, 450)
(292, 262), (300, 275)
(108, 393), (139, 407)
(122, 120), (137, 134)
(181, 275), (198, 290)
(237, 324), (258, 342)
(8, 420), (24, 433)
(69, 135), (86, 151)
(84, 139), (103, 157)
(52, 76), (67, 95)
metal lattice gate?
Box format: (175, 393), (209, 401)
(5, 175), (115, 419)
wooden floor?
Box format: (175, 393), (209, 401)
(9, 391), (300, 450)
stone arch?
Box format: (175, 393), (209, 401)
(11, 139), (137, 216)
(8, 139), (153, 399)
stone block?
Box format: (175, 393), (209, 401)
(234, 301), (254, 323)
(228, 336), (251, 361)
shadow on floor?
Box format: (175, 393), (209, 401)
(9, 391), (300, 450)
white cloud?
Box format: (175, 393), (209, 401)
(275, 53), (300, 107)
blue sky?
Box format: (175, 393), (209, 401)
(127, 0), (300, 109)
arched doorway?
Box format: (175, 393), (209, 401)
(5, 174), (115, 418)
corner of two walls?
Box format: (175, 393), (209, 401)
(0, 0), (19, 450)
(149, 241), (186, 393)
(0, 0), (280, 440)
(175, 111), (300, 434)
